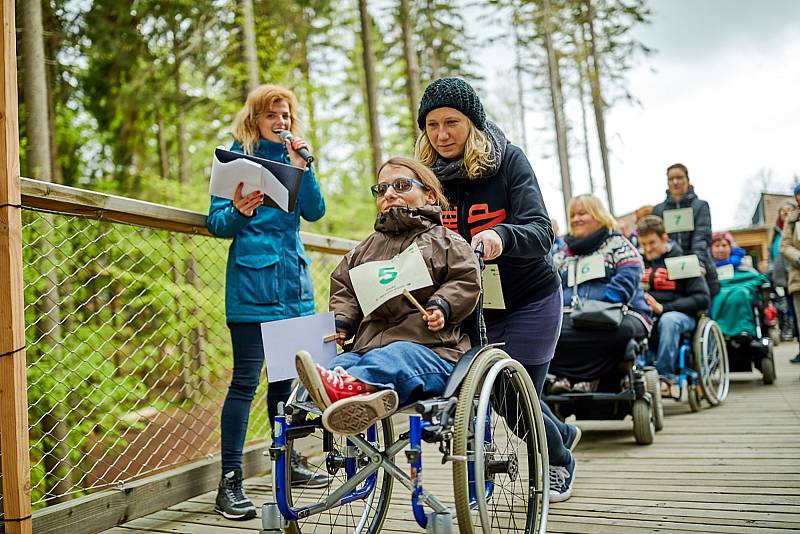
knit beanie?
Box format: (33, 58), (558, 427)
(417, 77), (486, 130)
(711, 231), (734, 247)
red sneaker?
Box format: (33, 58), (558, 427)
(295, 351), (369, 409)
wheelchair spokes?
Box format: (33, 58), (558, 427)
(281, 416), (394, 534)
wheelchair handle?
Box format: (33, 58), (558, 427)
(474, 242), (485, 270)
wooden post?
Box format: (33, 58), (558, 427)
(0, 1), (33, 532)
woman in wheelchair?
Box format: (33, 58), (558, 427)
(550, 194), (652, 393)
(295, 156), (481, 436)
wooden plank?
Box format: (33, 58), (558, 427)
(19, 178), (359, 254)
(31, 444), (270, 534)
(0, 1), (32, 532)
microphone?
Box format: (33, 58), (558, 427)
(278, 130), (314, 164)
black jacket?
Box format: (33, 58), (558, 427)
(652, 185), (719, 296)
(439, 144), (560, 320)
(642, 242), (710, 316)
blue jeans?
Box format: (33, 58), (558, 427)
(655, 311), (696, 380)
(221, 323), (293, 473)
(329, 341), (454, 406)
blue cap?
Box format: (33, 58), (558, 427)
(793, 183), (800, 197)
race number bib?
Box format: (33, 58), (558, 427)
(482, 264), (506, 310)
(665, 254), (702, 280)
(663, 208), (695, 233)
(567, 254), (606, 287)
(349, 243), (433, 317)
(717, 263), (735, 281)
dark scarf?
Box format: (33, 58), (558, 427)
(431, 120), (508, 182)
(565, 228), (611, 256)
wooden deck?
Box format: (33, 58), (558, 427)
(103, 343), (800, 534)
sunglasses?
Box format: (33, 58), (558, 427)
(370, 177), (429, 198)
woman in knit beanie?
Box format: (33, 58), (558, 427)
(416, 77), (579, 503)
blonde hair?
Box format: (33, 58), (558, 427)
(231, 84), (302, 155)
(414, 122), (494, 180)
(567, 194), (617, 234)
(378, 157), (450, 210)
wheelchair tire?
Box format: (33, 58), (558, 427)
(693, 317), (730, 406)
(644, 369), (664, 432)
(688, 384), (702, 412)
(452, 347), (548, 534)
(632, 398), (655, 445)
(283, 416), (394, 534)
(761, 355), (776, 385)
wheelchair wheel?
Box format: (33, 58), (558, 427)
(761, 355), (776, 385)
(283, 411), (394, 534)
(644, 369), (664, 432)
(452, 347), (548, 534)
(632, 398), (655, 445)
(688, 384), (702, 412)
(693, 317), (730, 406)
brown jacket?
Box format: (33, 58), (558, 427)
(779, 206), (800, 294)
(330, 205), (481, 362)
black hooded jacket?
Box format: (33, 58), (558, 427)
(652, 185), (719, 296)
(438, 143), (560, 320)
(642, 242), (710, 316)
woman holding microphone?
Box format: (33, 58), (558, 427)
(207, 84), (328, 520)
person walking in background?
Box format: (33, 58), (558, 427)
(779, 185), (800, 364)
(415, 77), (580, 503)
(206, 84), (329, 520)
(770, 201), (795, 342)
(652, 163), (720, 297)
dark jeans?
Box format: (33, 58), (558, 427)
(221, 323), (292, 473)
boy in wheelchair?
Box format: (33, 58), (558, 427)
(637, 216), (710, 396)
(295, 156), (481, 436)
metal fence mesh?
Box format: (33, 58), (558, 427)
(20, 208), (343, 510)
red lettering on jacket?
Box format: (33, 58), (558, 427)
(467, 204), (507, 237)
(653, 267), (676, 291)
(442, 207), (459, 231)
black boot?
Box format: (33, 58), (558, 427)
(290, 449), (331, 488)
(215, 469), (256, 520)
(790, 353), (800, 364)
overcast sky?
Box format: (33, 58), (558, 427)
(472, 0), (800, 230)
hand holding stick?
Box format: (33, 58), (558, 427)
(403, 290), (429, 320)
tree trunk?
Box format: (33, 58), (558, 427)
(399, 0), (421, 141)
(21, 0), (73, 503)
(156, 108), (170, 181)
(541, 0), (572, 213)
(358, 0), (383, 177)
(512, 17), (529, 154)
(423, 0), (442, 78)
(584, 0), (614, 214)
(173, 44), (189, 184)
(575, 30), (595, 193)
(298, 35), (321, 174)
(240, 0), (259, 90)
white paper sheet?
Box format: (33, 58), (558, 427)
(482, 264), (506, 309)
(261, 312), (337, 383)
(348, 243), (434, 317)
(665, 254), (702, 280)
(209, 146), (289, 211)
(663, 208), (695, 233)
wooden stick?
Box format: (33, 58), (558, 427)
(323, 333), (337, 343)
(403, 289), (429, 320)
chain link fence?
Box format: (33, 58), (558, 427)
(18, 202), (348, 511)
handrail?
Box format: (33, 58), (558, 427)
(20, 177), (359, 254)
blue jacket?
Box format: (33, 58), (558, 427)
(714, 246), (746, 269)
(207, 139), (325, 323)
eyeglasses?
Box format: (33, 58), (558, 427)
(370, 177), (429, 198)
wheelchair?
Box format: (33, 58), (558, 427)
(543, 337), (664, 446)
(258, 255), (550, 533)
(651, 316), (730, 412)
(711, 273), (776, 385)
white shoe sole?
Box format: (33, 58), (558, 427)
(569, 426), (582, 452)
(295, 350), (332, 410)
(549, 463), (576, 503)
(322, 390), (399, 436)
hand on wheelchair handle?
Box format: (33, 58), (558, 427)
(471, 230), (503, 261)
